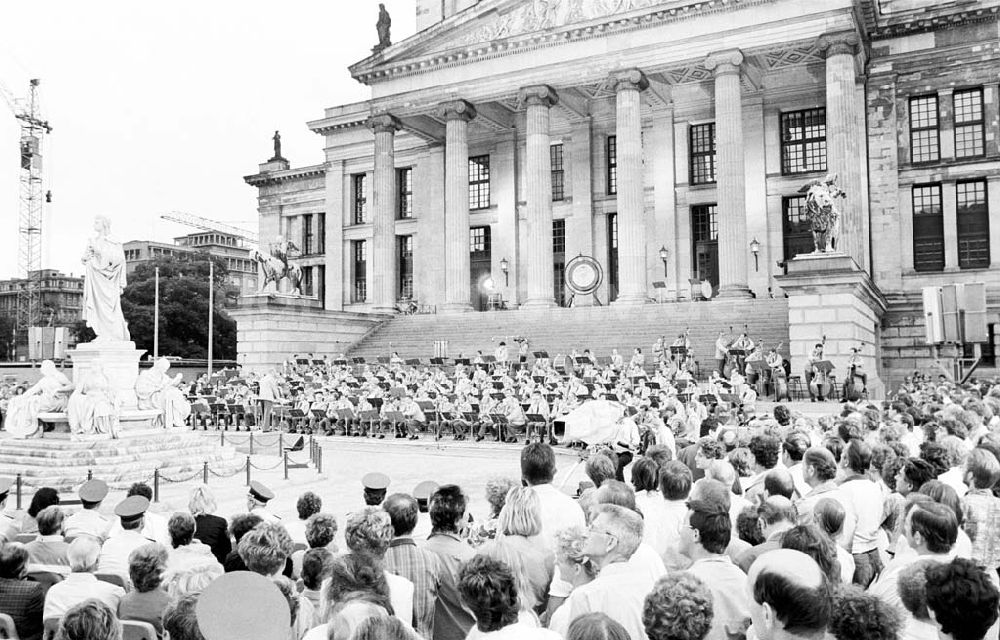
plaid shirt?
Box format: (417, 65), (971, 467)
(385, 537), (440, 639)
(962, 489), (1000, 569)
(0, 577), (44, 640)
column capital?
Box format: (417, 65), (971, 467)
(518, 84), (559, 108)
(367, 113), (400, 134)
(816, 31), (861, 58)
(704, 49), (744, 76)
(437, 99), (477, 122)
(609, 68), (649, 93)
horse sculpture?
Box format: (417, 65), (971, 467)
(250, 237), (303, 295)
(800, 173), (845, 253)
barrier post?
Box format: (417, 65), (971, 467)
(245, 455), (251, 486)
(87, 469), (93, 481)
(249, 433), (254, 455)
(220, 430), (225, 446)
(283, 452), (289, 480)
(153, 469), (160, 503)
(203, 462), (209, 485)
(15, 474), (22, 510)
(317, 447), (323, 474)
(279, 433), (284, 452)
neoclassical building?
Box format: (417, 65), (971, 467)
(244, 0), (1000, 381)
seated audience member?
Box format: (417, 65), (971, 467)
(468, 477), (518, 547)
(458, 554), (561, 639)
(19, 488), (59, 537)
(271, 574), (305, 639)
(108, 483), (170, 547)
(493, 486), (553, 610)
(632, 458), (670, 558)
(585, 453), (617, 489)
(828, 585), (902, 640)
(98, 496), (153, 580)
(566, 612), (630, 640)
(58, 599), (122, 640)
(736, 496), (796, 572)
(163, 563), (223, 601)
(286, 491), (322, 545)
(812, 498), (855, 583)
(223, 513), (262, 572)
(780, 524), (842, 583)
(44, 538), (126, 619)
(306, 555), (394, 640)
(746, 549), (832, 640)
(0, 542), (44, 640)
(350, 615), (421, 640)
(660, 461), (694, 569)
(292, 512), (338, 578)
(162, 593), (205, 640)
(189, 485), (231, 565)
(238, 521), (294, 578)
(925, 557), (1000, 640)
(345, 507), (415, 628)
(763, 469), (796, 501)
(24, 506), (70, 570)
(960, 448), (1000, 569)
(326, 593), (393, 640)
(548, 526), (597, 633)
(383, 493), (439, 639)
(642, 572), (714, 640)
(423, 484), (476, 640)
(166, 511), (223, 575)
(896, 559), (941, 640)
(117, 543), (171, 637)
(299, 548), (334, 628)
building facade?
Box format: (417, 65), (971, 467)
(244, 0), (1000, 382)
(123, 232), (259, 298)
(0, 269), (84, 328)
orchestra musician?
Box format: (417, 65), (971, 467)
(842, 347), (868, 399)
(670, 332), (691, 363)
(714, 331), (729, 376)
(652, 337), (666, 365)
(765, 347), (783, 399)
(525, 389), (551, 445)
(611, 407), (641, 481)
(805, 342), (826, 402)
(610, 348), (624, 372)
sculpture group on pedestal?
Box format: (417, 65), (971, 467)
(136, 358), (192, 428)
(68, 364), (121, 438)
(800, 173), (845, 254)
(2, 361), (72, 439)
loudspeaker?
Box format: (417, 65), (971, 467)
(923, 286), (944, 344)
(941, 285), (961, 343)
(962, 282), (989, 343)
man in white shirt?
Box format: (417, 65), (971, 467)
(838, 439), (884, 586)
(97, 496), (154, 581)
(247, 481), (280, 524)
(44, 537), (125, 619)
(62, 479), (112, 543)
(105, 483), (170, 547)
(521, 443), (586, 540)
(559, 504), (654, 640)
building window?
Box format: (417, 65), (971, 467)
(470, 226), (490, 255)
(551, 144), (565, 201)
(957, 179), (990, 269)
(553, 219), (565, 254)
(352, 174), (367, 224)
(302, 214), (314, 255)
(398, 235), (414, 299)
(301, 266), (314, 297)
(782, 196), (814, 261)
(606, 136), (617, 195)
(909, 95), (939, 163)
(608, 213), (618, 301)
(469, 155), (490, 210)
(912, 184), (944, 272)
(692, 204), (718, 243)
(689, 123), (716, 185)
(352, 240), (366, 302)
(780, 108), (827, 174)
(398, 167), (413, 219)
(954, 88), (985, 159)
(316, 213), (325, 254)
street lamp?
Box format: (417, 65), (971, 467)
(658, 246), (669, 277)
(749, 237), (761, 272)
(499, 257), (509, 287)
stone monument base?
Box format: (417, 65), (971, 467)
(67, 340), (146, 410)
(775, 252), (888, 400)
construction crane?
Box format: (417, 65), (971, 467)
(160, 211), (259, 245)
(1, 78), (52, 339)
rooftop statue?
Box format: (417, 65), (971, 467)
(374, 4), (392, 53)
(800, 173), (844, 253)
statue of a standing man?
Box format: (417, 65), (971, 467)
(374, 4), (391, 53)
(270, 130), (285, 162)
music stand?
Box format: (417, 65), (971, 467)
(454, 358), (470, 366)
(430, 357), (444, 365)
(352, 357), (366, 364)
(670, 346), (687, 356)
(405, 359), (421, 366)
(698, 394), (717, 405)
(377, 356), (390, 364)
(652, 280), (666, 303)
(490, 392), (505, 401)
(533, 351), (549, 359)
(333, 359), (348, 366)
(490, 414), (510, 442)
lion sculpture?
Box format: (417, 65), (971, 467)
(800, 173), (845, 253)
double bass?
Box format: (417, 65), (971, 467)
(771, 342), (789, 401)
(843, 347), (866, 402)
(808, 336), (833, 401)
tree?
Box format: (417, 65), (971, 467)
(117, 254), (236, 360)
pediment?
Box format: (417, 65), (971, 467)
(350, 0), (741, 84)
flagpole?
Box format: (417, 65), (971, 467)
(208, 260), (214, 378)
(153, 266), (160, 359)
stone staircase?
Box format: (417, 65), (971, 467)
(0, 430), (243, 492)
(348, 298), (790, 370)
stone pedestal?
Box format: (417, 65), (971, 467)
(67, 341), (146, 410)
(775, 253), (888, 399)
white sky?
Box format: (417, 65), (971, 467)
(0, 0), (416, 279)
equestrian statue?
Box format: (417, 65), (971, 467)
(250, 236), (303, 295)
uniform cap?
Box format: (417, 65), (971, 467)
(114, 495), (149, 522)
(248, 481), (274, 502)
(79, 479), (109, 503)
(196, 571), (290, 640)
(362, 472), (390, 491)
(413, 480), (439, 501)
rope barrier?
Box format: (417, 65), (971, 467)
(208, 462), (248, 479)
(248, 458), (285, 471)
(158, 468), (205, 484)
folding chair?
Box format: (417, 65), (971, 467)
(96, 572), (130, 592)
(121, 621), (157, 640)
(0, 613), (19, 640)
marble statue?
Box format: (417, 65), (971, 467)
(249, 236), (303, 295)
(2, 360), (73, 439)
(801, 173), (844, 253)
(82, 215), (131, 341)
(67, 364), (120, 438)
(136, 358), (191, 428)
(375, 3), (391, 52)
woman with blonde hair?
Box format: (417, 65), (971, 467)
(493, 486), (553, 615)
(189, 484), (230, 564)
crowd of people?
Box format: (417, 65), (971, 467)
(0, 368), (999, 639)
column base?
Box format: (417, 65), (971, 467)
(520, 298), (557, 310)
(439, 302), (475, 314)
(716, 285), (753, 299)
(610, 293), (649, 307)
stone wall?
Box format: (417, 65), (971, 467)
(230, 294), (388, 372)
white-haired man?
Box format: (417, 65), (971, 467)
(44, 538), (125, 618)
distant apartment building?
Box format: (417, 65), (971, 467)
(123, 231), (259, 297)
(0, 269), (84, 327)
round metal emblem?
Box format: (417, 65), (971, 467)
(565, 255), (603, 295)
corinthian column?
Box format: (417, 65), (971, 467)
(438, 99), (477, 312)
(818, 31), (866, 270)
(368, 113), (399, 312)
(705, 49), (751, 298)
(520, 84), (559, 308)
(610, 69), (649, 306)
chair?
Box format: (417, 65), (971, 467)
(42, 618), (59, 640)
(292, 542), (307, 554)
(0, 613), (19, 640)
(121, 620), (157, 640)
(283, 435), (304, 452)
(14, 533), (38, 544)
(27, 571), (64, 593)
(95, 572), (130, 592)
